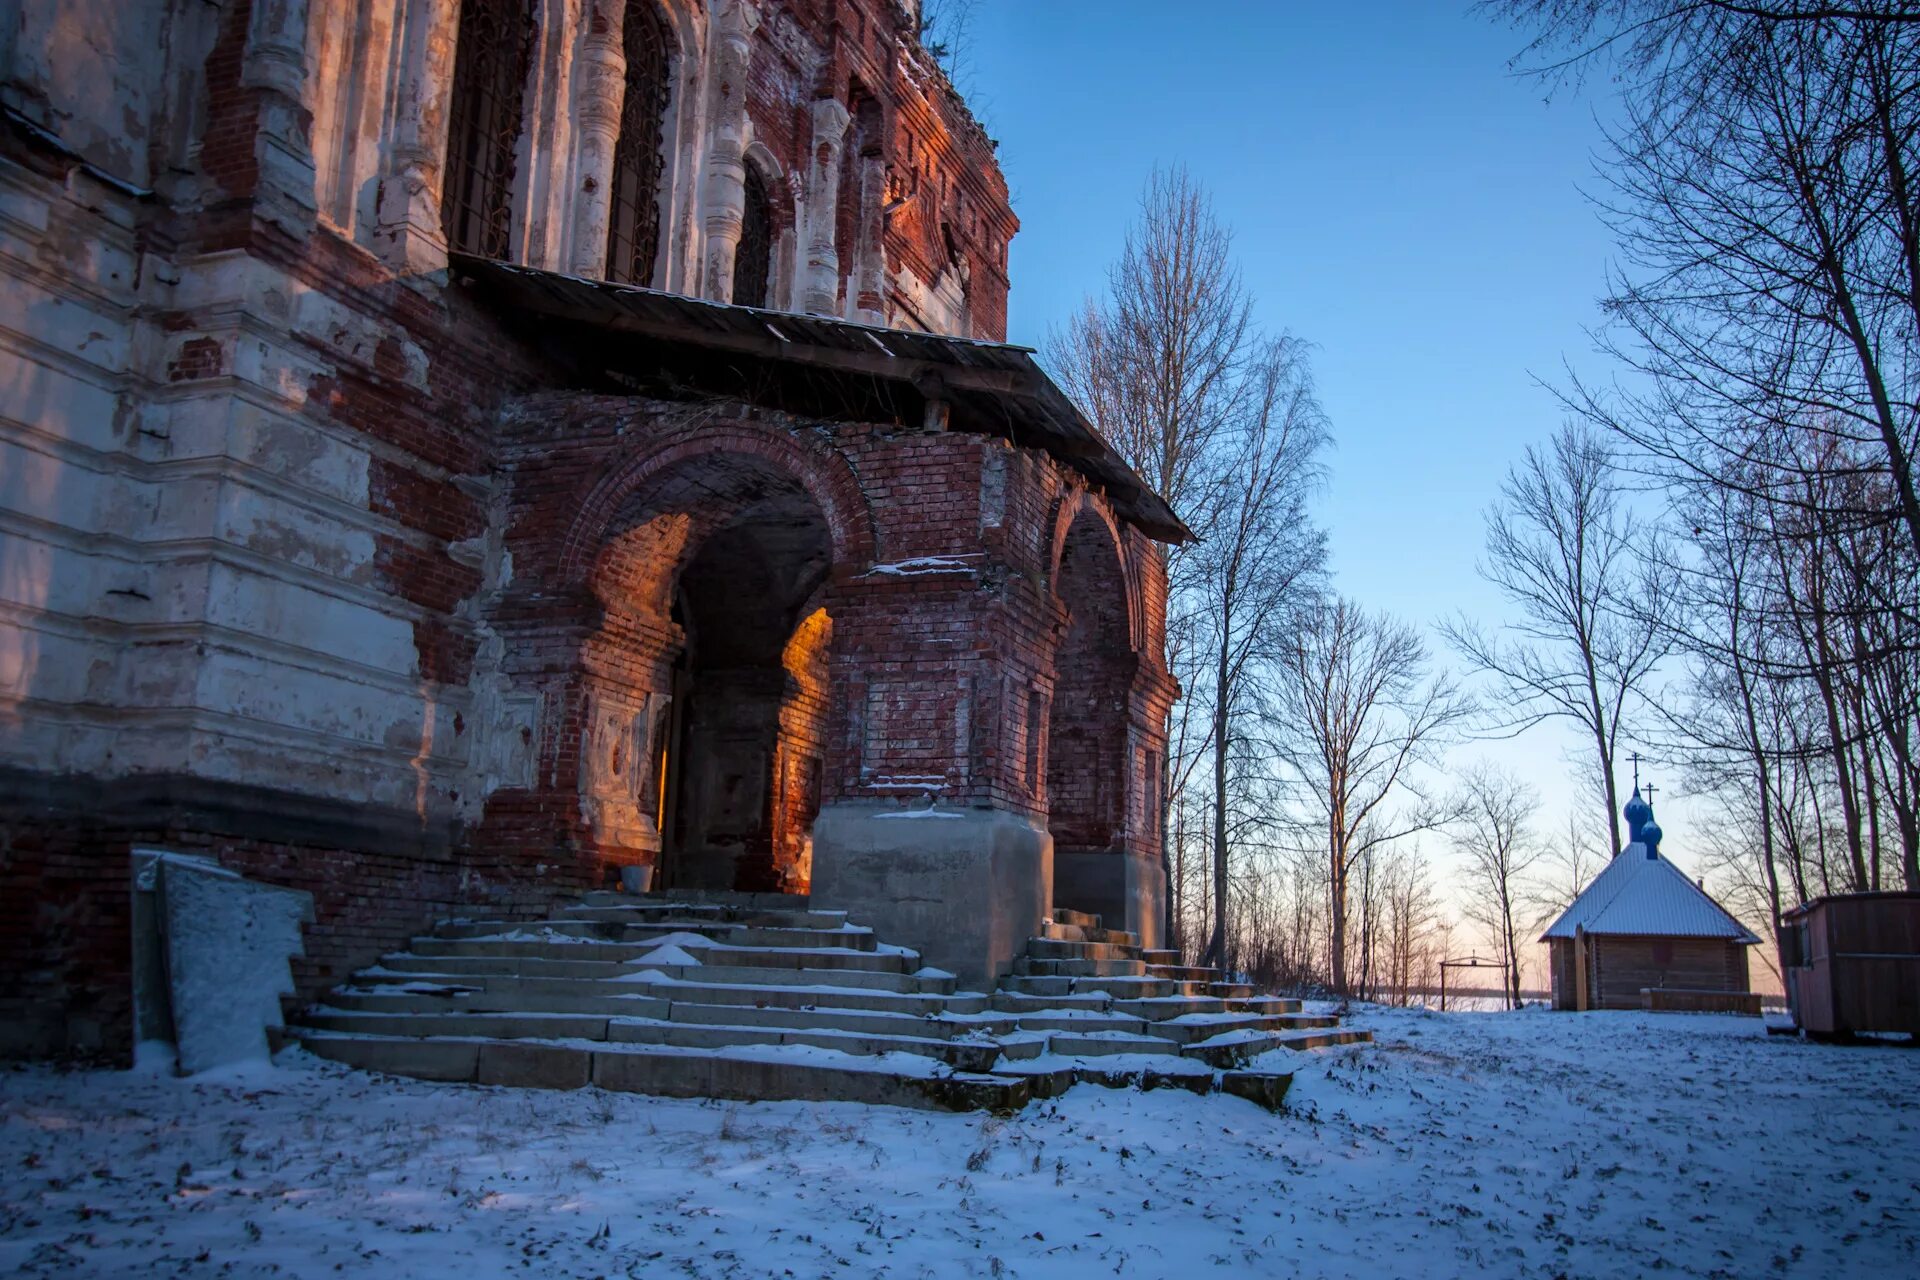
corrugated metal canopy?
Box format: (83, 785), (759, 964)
(1540, 844), (1761, 943)
(452, 255), (1191, 543)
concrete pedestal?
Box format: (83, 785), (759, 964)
(1054, 848), (1166, 949)
(810, 802), (1051, 990)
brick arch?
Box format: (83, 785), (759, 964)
(1046, 488), (1141, 654)
(557, 420), (877, 588)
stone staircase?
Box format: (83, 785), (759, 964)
(292, 892), (1369, 1112)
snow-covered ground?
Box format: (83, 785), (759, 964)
(3, 1005), (1915, 1279)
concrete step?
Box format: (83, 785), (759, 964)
(1009, 1011), (1152, 1036)
(998, 975), (1178, 999)
(625, 922), (879, 951)
(438, 918), (879, 951)
(304, 1009), (615, 1040)
(1112, 995), (1231, 1021)
(995, 1056), (1215, 1100)
(321, 989), (671, 1019)
(1046, 1031), (1183, 1057)
(665, 944), (916, 974)
(1050, 907), (1102, 929)
(295, 1031), (1029, 1111)
(432, 919), (625, 942)
(1012, 956), (1149, 978)
(600, 1017), (1005, 1072)
(410, 935), (697, 962)
(991, 991), (1117, 1017)
(1146, 963), (1217, 983)
(1257, 1028), (1373, 1052)
(581, 889), (813, 912)
(1025, 938), (1138, 962)
(297, 888), (1372, 1112)
(659, 1000), (1015, 1040)
(1039, 921), (1140, 946)
(616, 978), (987, 1017)
(630, 961), (954, 995)
(1178, 1026), (1372, 1068)
(373, 953), (649, 981)
(1139, 1013), (1340, 1046)
(1139, 949), (1181, 966)
(562, 904), (852, 930)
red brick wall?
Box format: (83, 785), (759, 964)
(739, 0), (1017, 336)
(0, 0), (1143, 1061)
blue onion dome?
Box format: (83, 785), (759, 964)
(1624, 787), (1652, 841)
(1641, 818), (1663, 858)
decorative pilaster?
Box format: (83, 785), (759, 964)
(375, 0), (461, 275)
(242, 0), (319, 233)
(568, 1), (631, 278)
(699, 0), (761, 301)
(802, 97), (850, 316)
(851, 152), (886, 324)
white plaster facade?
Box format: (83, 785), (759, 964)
(0, 0), (1012, 835)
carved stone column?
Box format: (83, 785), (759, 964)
(242, 0), (319, 232)
(801, 97), (850, 316)
(699, 0), (760, 301)
(375, 0), (462, 275)
(568, 1), (630, 278)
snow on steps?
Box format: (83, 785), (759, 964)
(294, 892), (1369, 1111)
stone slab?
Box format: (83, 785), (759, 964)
(149, 852), (314, 1076)
(477, 1041), (592, 1090)
(303, 1034), (480, 1082)
(1220, 1070), (1294, 1111)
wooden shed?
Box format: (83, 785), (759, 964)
(1540, 790), (1760, 1012)
(1782, 893), (1920, 1038)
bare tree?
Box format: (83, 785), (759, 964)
(1048, 166), (1253, 528)
(1543, 809), (1605, 913)
(1047, 168), (1325, 967)
(1446, 423), (1666, 854)
(1487, 2), (1920, 563)
(1279, 600), (1471, 996)
(1191, 341), (1329, 969)
(1452, 763), (1549, 1009)
(916, 0), (980, 98)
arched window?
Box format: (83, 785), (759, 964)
(606, 1), (674, 286)
(441, 0), (536, 258)
(732, 165), (774, 308)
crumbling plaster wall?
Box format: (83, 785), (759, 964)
(0, 0), (1122, 1048)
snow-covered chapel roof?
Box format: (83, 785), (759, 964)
(1539, 843), (1760, 942)
(1539, 788), (1760, 944)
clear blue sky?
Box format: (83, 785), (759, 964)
(961, 4), (1697, 872)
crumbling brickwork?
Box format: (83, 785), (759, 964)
(0, 0), (1168, 1057)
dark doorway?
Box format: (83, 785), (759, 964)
(1047, 511), (1134, 914)
(585, 454), (833, 893)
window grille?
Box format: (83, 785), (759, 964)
(606, 2), (674, 285)
(441, 0), (535, 259)
(732, 165), (774, 307)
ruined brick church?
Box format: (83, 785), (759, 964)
(0, 0), (1182, 1057)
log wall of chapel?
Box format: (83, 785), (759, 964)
(0, 0), (1154, 1057)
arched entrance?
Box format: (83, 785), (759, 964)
(1047, 507), (1136, 921)
(581, 451), (836, 893)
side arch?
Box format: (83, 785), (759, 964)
(557, 419), (878, 587)
(1046, 488), (1142, 654)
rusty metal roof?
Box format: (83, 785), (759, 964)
(452, 255), (1190, 543)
